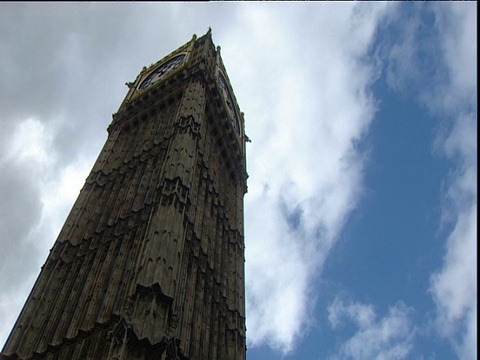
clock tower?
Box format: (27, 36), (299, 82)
(1, 29), (247, 360)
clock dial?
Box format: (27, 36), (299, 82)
(139, 54), (186, 90)
(218, 72), (240, 135)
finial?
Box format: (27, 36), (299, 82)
(192, 33), (197, 40)
(217, 45), (221, 54)
(207, 26), (212, 35)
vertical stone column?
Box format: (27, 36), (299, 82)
(125, 79), (206, 345)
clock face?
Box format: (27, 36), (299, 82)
(218, 72), (240, 135)
(139, 54), (186, 90)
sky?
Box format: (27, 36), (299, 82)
(0, 3), (476, 360)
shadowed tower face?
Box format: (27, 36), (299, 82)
(2, 30), (247, 360)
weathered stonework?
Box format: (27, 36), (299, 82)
(1, 29), (247, 360)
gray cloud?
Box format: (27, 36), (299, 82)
(0, 159), (43, 288)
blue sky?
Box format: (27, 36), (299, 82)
(0, 3), (476, 359)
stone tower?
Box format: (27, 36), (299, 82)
(1, 30), (247, 360)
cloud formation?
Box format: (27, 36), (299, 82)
(0, 4), (475, 359)
(228, 3), (391, 353)
(327, 296), (415, 360)
(428, 7), (477, 355)
(376, 3), (477, 359)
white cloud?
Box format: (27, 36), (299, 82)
(5, 118), (53, 167)
(430, 112), (477, 360)
(327, 297), (415, 360)
(430, 200), (477, 359)
(224, 3), (392, 354)
(40, 157), (93, 242)
(328, 297), (376, 330)
(434, 4), (477, 110)
(374, 3), (476, 358)
(428, 4), (477, 360)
